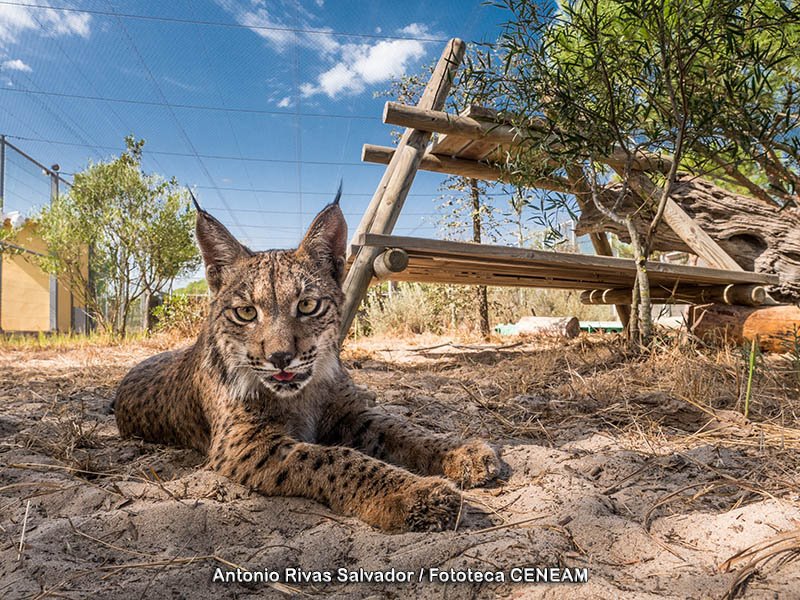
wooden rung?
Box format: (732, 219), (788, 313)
(581, 284), (767, 306)
(384, 101), (527, 145)
(361, 144), (571, 192)
(362, 144), (506, 181)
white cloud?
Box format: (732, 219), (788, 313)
(277, 96), (291, 108)
(2, 58), (31, 72)
(215, 2), (434, 101)
(0, 4), (91, 45)
(301, 36), (426, 99)
(215, 0), (338, 55)
(398, 23), (428, 37)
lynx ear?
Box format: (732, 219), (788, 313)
(195, 208), (253, 294)
(297, 197), (347, 284)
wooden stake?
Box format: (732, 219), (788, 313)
(340, 39), (466, 341)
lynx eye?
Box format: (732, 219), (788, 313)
(233, 306), (257, 322)
(297, 298), (321, 316)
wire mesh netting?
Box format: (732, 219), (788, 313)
(2, 142), (58, 218)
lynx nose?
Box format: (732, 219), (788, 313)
(269, 352), (294, 371)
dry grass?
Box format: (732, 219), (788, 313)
(2, 331), (800, 598)
(345, 332), (800, 521)
(720, 528), (800, 599)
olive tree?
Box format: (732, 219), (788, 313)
(464, 0), (799, 345)
(37, 137), (200, 335)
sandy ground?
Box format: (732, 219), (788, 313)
(1, 334), (799, 599)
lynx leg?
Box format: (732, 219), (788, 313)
(208, 422), (462, 532)
(319, 396), (501, 488)
(115, 351), (210, 452)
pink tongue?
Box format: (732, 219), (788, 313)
(273, 371), (295, 382)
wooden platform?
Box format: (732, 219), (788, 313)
(339, 38), (783, 339)
(351, 233), (779, 291)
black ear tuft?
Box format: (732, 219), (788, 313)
(333, 180), (343, 206)
(188, 187), (203, 212)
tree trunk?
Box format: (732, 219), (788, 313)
(575, 174), (800, 301)
(688, 304), (800, 353)
(470, 179), (491, 339)
(146, 291), (163, 332)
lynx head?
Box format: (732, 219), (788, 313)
(195, 190), (347, 399)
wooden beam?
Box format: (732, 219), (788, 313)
(340, 39), (466, 342)
(362, 144), (571, 192)
(581, 284), (767, 306)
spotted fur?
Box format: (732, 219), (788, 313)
(114, 198), (500, 532)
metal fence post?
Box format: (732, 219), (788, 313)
(0, 134), (5, 333)
(49, 171), (58, 332)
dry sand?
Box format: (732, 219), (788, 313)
(1, 334), (799, 599)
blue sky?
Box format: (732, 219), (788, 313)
(0, 0), (516, 269)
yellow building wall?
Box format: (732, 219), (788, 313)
(1, 252), (50, 331)
(1, 222), (87, 333)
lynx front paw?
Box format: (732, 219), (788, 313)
(442, 440), (501, 488)
(402, 478), (462, 532)
(361, 477), (461, 533)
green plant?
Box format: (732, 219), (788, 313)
(152, 293), (208, 337)
(462, 0), (799, 345)
(36, 136), (200, 335)
(742, 337), (761, 418)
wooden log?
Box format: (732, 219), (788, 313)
(362, 144), (570, 192)
(581, 284), (767, 306)
(340, 39), (466, 342)
(384, 103), (673, 174)
(575, 175), (800, 301)
(372, 248), (408, 280)
(688, 303), (800, 352)
(383, 101), (528, 145)
(513, 316), (580, 338)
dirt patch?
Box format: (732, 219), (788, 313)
(1, 335), (799, 599)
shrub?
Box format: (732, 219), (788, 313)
(363, 284), (446, 336)
(358, 282), (613, 338)
(152, 293), (208, 337)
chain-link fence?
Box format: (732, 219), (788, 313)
(0, 136), (89, 334)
